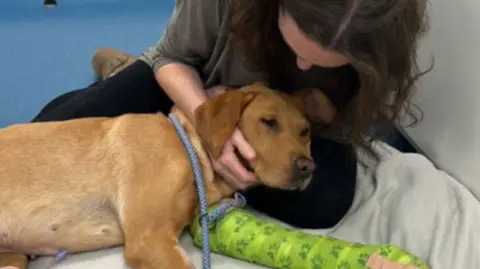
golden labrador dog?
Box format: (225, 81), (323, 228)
(0, 83), (337, 269)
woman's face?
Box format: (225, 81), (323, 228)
(278, 11), (349, 70)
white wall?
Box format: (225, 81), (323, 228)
(401, 0), (480, 198)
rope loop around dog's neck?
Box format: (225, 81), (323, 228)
(169, 113), (246, 269)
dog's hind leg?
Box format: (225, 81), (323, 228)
(0, 253), (28, 269)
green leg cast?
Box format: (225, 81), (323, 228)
(189, 207), (430, 269)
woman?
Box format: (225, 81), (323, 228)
(32, 0), (429, 229)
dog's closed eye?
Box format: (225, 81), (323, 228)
(300, 127), (309, 137)
(261, 118), (279, 131)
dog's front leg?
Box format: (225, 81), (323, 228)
(123, 228), (195, 269)
(119, 165), (198, 269)
(120, 179), (196, 269)
(0, 253), (28, 269)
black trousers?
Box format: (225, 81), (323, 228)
(32, 60), (357, 229)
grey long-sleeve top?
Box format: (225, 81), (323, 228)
(139, 0), (357, 109)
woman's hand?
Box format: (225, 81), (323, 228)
(210, 128), (256, 190)
(205, 85), (257, 190)
(367, 255), (420, 269)
(205, 85), (228, 98)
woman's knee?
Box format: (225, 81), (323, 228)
(245, 138), (357, 229)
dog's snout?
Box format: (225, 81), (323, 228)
(292, 156), (316, 180)
(294, 156), (316, 174)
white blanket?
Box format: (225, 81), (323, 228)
(30, 142), (480, 269)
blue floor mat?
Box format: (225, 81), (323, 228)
(0, 0), (173, 127)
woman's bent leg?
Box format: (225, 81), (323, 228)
(245, 138), (357, 229)
(32, 60), (173, 122)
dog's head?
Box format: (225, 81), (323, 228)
(194, 82), (337, 191)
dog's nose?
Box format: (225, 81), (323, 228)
(292, 156), (316, 180)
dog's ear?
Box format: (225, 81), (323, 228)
(194, 90), (258, 159)
(293, 88), (338, 124)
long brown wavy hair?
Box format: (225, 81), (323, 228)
(228, 0), (432, 149)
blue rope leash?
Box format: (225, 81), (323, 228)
(39, 249), (68, 269)
(169, 113), (246, 269)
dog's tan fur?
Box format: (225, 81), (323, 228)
(0, 83), (336, 269)
(0, 253), (27, 268)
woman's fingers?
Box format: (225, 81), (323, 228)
(231, 129), (256, 160)
(219, 142), (255, 187)
(212, 159), (241, 188)
(208, 128), (257, 190)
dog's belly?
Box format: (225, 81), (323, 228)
(0, 199), (124, 255)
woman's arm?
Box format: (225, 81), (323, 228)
(139, 0), (256, 188)
(139, 0), (221, 119)
(155, 63), (207, 120)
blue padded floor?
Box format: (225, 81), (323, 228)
(0, 0), (173, 127)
